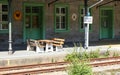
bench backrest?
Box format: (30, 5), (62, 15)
(52, 38), (65, 46)
(27, 39), (36, 47)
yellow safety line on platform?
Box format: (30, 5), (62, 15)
(7, 59), (10, 66)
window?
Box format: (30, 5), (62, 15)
(25, 6), (40, 28)
(79, 6), (92, 31)
(55, 4), (69, 32)
(0, 2), (8, 33)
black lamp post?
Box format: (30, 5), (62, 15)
(84, 0), (88, 16)
(8, 0), (13, 54)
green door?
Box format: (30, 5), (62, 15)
(100, 8), (113, 39)
(24, 4), (44, 41)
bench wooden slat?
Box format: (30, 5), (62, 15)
(53, 38), (65, 41)
(53, 44), (62, 47)
(52, 41), (64, 44)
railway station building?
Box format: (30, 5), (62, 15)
(0, 0), (120, 47)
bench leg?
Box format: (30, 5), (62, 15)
(45, 43), (53, 52)
(36, 46), (44, 53)
(27, 45), (30, 51)
(55, 46), (63, 52)
(27, 45), (34, 51)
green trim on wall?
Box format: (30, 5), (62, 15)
(99, 6), (114, 39)
(0, 0), (8, 3)
(0, 30), (8, 33)
(54, 3), (70, 33)
(0, 1), (9, 34)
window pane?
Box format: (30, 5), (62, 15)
(81, 8), (84, 14)
(61, 16), (65, 23)
(2, 24), (8, 29)
(56, 23), (60, 29)
(56, 16), (60, 23)
(25, 6), (31, 13)
(56, 8), (59, 14)
(81, 17), (84, 29)
(32, 15), (39, 28)
(32, 7), (39, 13)
(61, 23), (65, 29)
(2, 15), (8, 21)
(2, 5), (8, 11)
(56, 16), (60, 29)
(25, 15), (30, 28)
(61, 8), (65, 14)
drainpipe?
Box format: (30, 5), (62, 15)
(8, 0), (13, 54)
(84, 0), (103, 49)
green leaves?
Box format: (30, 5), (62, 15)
(68, 61), (92, 75)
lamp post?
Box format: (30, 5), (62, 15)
(84, 0), (89, 49)
(8, 0), (13, 54)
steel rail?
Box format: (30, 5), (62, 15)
(1, 56), (120, 71)
(0, 61), (68, 71)
(1, 56), (120, 74)
(2, 60), (120, 75)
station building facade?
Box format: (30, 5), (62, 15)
(0, 0), (120, 45)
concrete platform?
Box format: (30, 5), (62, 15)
(0, 43), (120, 67)
(0, 48), (73, 67)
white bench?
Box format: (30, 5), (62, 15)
(38, 40), (54, 52)
(27, 39), (45, 53)
(27, 38), (65, 53)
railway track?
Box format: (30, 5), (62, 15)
(1, 56), (120, 75)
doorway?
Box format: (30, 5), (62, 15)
(23, 3), (44, 41)
(100, 7), (114, 39)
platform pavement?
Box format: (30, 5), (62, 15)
(0, 44), (120, 67)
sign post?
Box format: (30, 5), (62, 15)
(84, 15), (93, 49)
(84, 0), (89, 49)
(84, 0), (103, 49)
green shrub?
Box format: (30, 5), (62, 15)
(65, 44), (93, 75)
(68, 60), (93, 75)
(64, 44), (81, 62)
(79, 51), (90, 60)
(64, 52), (79, 62)
(89, 49), (100, 58)
(65, 48), (101, 62)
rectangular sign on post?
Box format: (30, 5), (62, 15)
(84, 16), (93, 24)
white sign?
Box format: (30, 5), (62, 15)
(84, 16), (93, 24)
